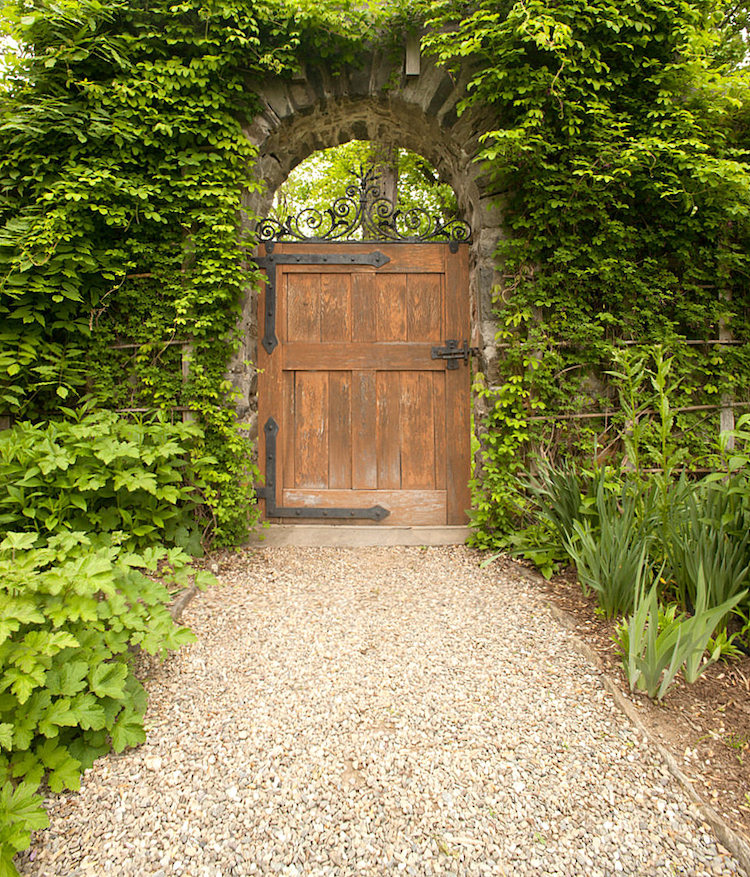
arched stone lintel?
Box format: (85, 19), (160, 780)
(232, 50), (504, 428)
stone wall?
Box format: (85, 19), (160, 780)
(231, 46), (503, 432)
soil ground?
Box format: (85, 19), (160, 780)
(532, 563), (750, 843)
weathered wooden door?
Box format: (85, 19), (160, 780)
(256, 242), (471, 525)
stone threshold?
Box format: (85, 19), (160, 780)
(245, 525), (471, 547)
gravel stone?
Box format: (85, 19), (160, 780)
(17, 546), (749, 876)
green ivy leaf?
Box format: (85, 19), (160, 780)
(47, 757), (82, 794)
(45, 661), (89, 697)
(0, 779), (49, 842)
(2, 670), (41, 706)
(0, 533), (37, 553)
(38, 697), (78, 738)
(0, 725), (12, 751)
(68, 693), (107, 731)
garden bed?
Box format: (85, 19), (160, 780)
(537, 564), (750, 843)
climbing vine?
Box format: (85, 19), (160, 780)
(423, 0), (750, 542)
(0, 0), (379, 543)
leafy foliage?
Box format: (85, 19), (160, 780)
(615, 569), (746, 700)
(0, 410), (218, 873)
(423, 0), (750, 540)
(666, 478), (750, 621)
(505, 410), (750, 698)
(0, 408), (209, 552)
(271, 140), (459, 227)
(0, 530), (214, 874)
(0, 780), (48, 877)
(565, 483), (655, 619)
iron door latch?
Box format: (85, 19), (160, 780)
(431, 339), (478, 369)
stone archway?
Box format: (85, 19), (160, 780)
(230, 47), (503, 439)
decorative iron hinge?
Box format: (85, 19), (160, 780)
(431, 339), (478, 369)
(257, 417), (390, 522)
(256, 250), (391, 355)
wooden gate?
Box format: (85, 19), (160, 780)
(256, 241), (471, 526)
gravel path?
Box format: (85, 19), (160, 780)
(19, 546), (747, 876)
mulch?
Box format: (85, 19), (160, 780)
(535, 564), (750, 843)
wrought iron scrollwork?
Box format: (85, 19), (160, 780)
(257, 166), (471, 244)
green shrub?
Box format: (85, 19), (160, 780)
(0, 531), (214, 875)
(485, 460), (603, 579)
(616, 566), (746, 700)
(526, 459), (591, 549)
(564, 482), (655, 618)
(665, 478), (750, 627)
(0, 410), (209, 552)
(491, 520), (570, 580)
(0, 781), (49, 877)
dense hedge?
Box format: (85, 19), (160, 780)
(0, 0), (376, 544)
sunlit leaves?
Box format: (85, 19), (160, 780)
(423, 0), (750, 545)
(0, 526), (217, 873)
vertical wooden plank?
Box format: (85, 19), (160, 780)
(294, 372), (329, 488)
(352, 370), (377, 488)
(376, 275), (407, 341)
(444, 245), (471, 524)
(376, 371), (401, 489)
(407, 275), (442, 341)
(329, 372), (352, 488)
(351, 274), (377, 342)
(283, 370), (295, 493)
(432, 371), (447, 489)
(287, 273), (321, 341)
(400, 372), (435, 489)
(321, 273), (351, 342)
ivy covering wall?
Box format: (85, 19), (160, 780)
(2, 0), (750, 547)
(0, 0), (376, 543)
(424, 0), (750, 542)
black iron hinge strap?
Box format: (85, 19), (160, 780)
(256, 251), (391, 355)
(257, 417), (390, 522)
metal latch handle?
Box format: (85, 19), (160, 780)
(431, 339), (478, 369)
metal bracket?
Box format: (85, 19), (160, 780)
(431, 339), (477, 369)
(256, 251), (391, 355)
(257, 417), (390, 522)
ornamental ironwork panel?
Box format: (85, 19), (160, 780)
(257, 166), (471, 245)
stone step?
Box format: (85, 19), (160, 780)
(245, 525), (471, 547)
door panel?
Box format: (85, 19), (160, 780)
(328, 372), (352, 489)
(293, 372), (328, 488)
(281, 489), (447, 526)
(257, 242), (470, 526)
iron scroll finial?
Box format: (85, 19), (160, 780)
(257, 166), (471, 244)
